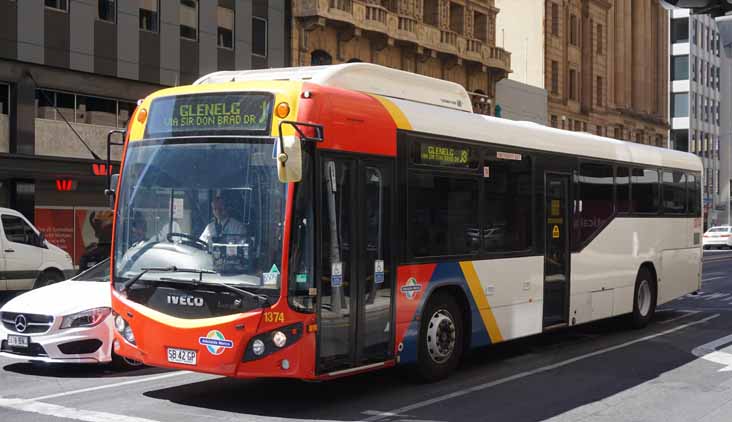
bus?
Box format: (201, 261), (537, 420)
(110, 63), (703, 381)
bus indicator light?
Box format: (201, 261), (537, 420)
(137, 108), (148, 124)
(276, 102), (290, 118)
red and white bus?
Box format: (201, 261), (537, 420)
(110, 63), (702, 381)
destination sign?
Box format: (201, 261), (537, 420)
(417, 142), (475, 168)
(145, 93), (273, 138)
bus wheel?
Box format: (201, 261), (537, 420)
(414, 291), (464, 382)
(631, 267), (657, 329)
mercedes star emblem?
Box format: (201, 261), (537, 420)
(14, 314), (27, 333)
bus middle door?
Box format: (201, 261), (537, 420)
(316, 155), (395, 375)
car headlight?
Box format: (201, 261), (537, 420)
(60, 307), (111, 329)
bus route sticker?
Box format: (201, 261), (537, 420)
(331, 262), (343, 287)
(263, 264), (280, 286)
(400, 277), (422, 300)
(374, 260), (384, 284)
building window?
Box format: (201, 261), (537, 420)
(671, 129), (689, 152)
(692, 93), (697, 118)
(614, 127), (622, 140)
(76, 96), (117, 126)
(551, 3), (559, 36)
(140, 0), (159, 32)
(217, 4), (234, 49)
(672, 92), (689, 118)
(180, 0), (198, 40)
(423, 0), (439, 26)
(596, 76), (602, 107)
(449, 2), (464, 35)
(569, 68), (577, 100)
(575, 120), (581, 131)
(474, 12), (487, 41)
(596, 24), (603, 55)
(551, 115), (558, 128)
(0, 83), (8, 115)
(45, 0), (68, 12)
(692, 20), (698, 45)
(672, 55), (689, 81)
(671, 17), (689, 43)
(570, 14), (578, 46)
(98, 0), (116, 22)
(252, 17), (267, 57)
(118, 101), (136, 128)
(311, 50), (332, 65)
(551, 61), (559, 94)
(692, 57), (697, 81)
(35, 88), (136, 128)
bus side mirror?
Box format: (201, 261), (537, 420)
(277, 136), (302, 183)
(276, 120), (323, 184)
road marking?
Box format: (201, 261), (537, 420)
(702, 277), (726, 282)
(658, 310), (699, 324)
(704, 293), (731, 301)
(29, 370), (192, 402)
(0, 398), (160, 422)
(692, 333), (732, 372)
(360, 314), (720, 422)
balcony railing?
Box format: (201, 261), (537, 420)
(294, 0), (511, 73)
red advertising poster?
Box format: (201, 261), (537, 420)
(34, 208), (75, 260)
(75, 208), (114, 270)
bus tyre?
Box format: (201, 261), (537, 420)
(631, 267), (657, 329)
(414, 292), (464, 382)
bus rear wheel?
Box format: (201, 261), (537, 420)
(414, 291), (464, 382)
(631, 267), (657, 329)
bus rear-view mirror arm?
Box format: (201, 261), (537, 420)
(105, 129), (126, 207)
(276, 121), (324, 183)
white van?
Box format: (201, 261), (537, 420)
(0, 208), (74, 290)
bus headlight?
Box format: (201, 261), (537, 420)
(112, 312), (136, 345)
(243, 323), (303, 362)
(252, 339), (265, 356)
(272, 331), (287, 348)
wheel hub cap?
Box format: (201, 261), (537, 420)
(638, 279), (651, 317)
(426, 309), (456, 364)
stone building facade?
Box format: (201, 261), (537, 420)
(497, 0), (669, 146)
(292, 0), (512, 114)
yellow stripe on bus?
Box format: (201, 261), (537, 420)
(371, 95), (413, 130)
(459, 261), (504, 343)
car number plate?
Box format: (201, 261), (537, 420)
(7, 335), (29, 348)
(167, 347), (197, 365)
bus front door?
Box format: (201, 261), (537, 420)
(543, 173), (570, 328)
(316, 156), (395, 375)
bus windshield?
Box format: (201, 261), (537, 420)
(113, 138), (286, 295)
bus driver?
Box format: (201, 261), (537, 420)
(199, 196), (245, 244)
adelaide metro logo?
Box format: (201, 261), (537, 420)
(400, 277), (423, 300)
(198, 330), (234, 355)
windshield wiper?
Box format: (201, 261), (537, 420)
(119, 266), (216, 293)
(158, 276), (270, 306)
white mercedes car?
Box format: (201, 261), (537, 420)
(0, 260), (140, 368)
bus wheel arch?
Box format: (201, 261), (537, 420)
(632, 262), (658, 328)
(413, 285), (470, 382)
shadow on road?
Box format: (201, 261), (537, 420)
(3, 361), (171, 379)
(142, 309), (723, 421)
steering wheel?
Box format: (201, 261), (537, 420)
(166, 232), (209, 251)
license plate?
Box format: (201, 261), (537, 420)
(7, 335), (29, 348)
(167, 347), (197, 365)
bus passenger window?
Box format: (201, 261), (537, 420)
(687, 173), (701, 217)
(663, 171), (687, 214)
(615, 167), (630, 213)
(631, 168), (660, 214)
(483, 152), (532, 252)
(408, 173), (480, 257)
(577, 163), (613, 244)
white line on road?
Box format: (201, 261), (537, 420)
(702, 277), (726, 282)
(0, 398), (161, 422)
(692, 333), (732, 372)
(658, 310), (700, 324)
(361, 313), (720, 422)
(29, 370), (193, 402)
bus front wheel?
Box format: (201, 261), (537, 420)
(631, 267), (657, 329)
(414, 291), (464, 382)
